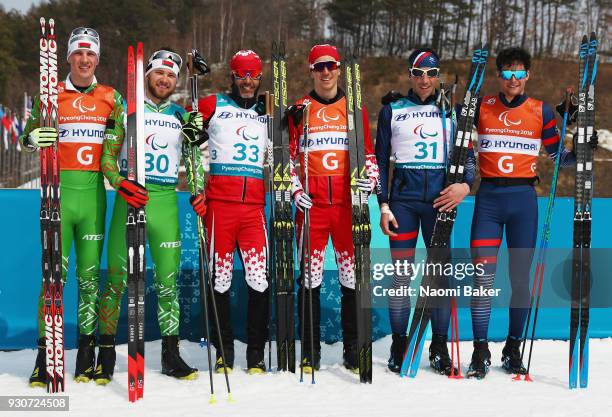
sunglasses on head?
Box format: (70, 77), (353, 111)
(409, 67), (440, 78)
(310, 60), (340, 72)
(70, 27), (99, 40)
(232, 69), (262, 80)
(500, 70), (528, 80)
(150, 50), (183, 69)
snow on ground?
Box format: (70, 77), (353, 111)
(2, 337), (611, 417)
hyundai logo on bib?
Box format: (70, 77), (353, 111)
(62, 127), (104, 139)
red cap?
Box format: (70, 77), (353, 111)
(230, 50), (262, 75)
(308, 44), (340, 65)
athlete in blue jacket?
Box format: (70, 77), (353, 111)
(376, 48), (475, 375)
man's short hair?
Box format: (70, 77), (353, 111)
(496, 47), (531, 71)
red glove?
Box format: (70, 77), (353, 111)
(190, 193), (207, 217)
(118, 179), (148, 209)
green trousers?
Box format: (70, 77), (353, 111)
(99, 183), (182, 336)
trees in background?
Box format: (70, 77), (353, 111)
(0, 0), (610, 107)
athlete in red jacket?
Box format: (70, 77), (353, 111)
(288, 44), (379, 373)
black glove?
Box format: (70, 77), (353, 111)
(572, 130), (598, 152)
(381, 90), (404, 105)
(282, 104), (305, 129)
(589, 130), (598, 150)
(176, 111), (208, 146)
(255, 94), (267, 116)
(556, 96), (578, 125)
(193, 129), (209, 147)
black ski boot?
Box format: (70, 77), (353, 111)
(340, 285), (358, 374)
(247, 349), (266, 375)
(29, 338), (47, 388)
(466, 340), (491, 380)
(246, 288), (269, 375)
(93, 334), (116, 385)
(300, 350), (321, 374)
(429, 334), (457, 376)
(343, 343), (359, 374)
(161, 336), (198, 380)
(387, 333), (407, 373)
(501, 336), (527, 375)
(75, 334), (96, 383)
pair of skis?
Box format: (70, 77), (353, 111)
(125, 43), (146, 403)
(515, 86), (573, 382)
(185, 49), (232, 403)
(39, 16), (64, 394)
(269, 42), (296, 373)
(569, 32), (598, 390)
(345, 54), (373, 383)
(399, 44), (489, 378)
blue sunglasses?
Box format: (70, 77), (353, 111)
(500, 70), (528, 80)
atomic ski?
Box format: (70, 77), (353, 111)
(270, 42), (296, 373)
(345, 53), (373, 384)
(569, 32), (597, 390)
(39, 16), (64, 394)
(126, 42), (146, 402)
(400, 44), (489, 378)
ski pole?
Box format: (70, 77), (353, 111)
(186, 50), (233, 402)
(265, 90), (274, 372)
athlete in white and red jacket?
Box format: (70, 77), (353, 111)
(194, 50), (270, 374)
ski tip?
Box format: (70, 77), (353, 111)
(40, 16), (45, 26)
(137, 42), (144, 55)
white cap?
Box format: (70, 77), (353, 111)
(67, 27), (100, 61)
(146, 50), (183, 77)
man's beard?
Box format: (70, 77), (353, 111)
(148, 79), (174, 101)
